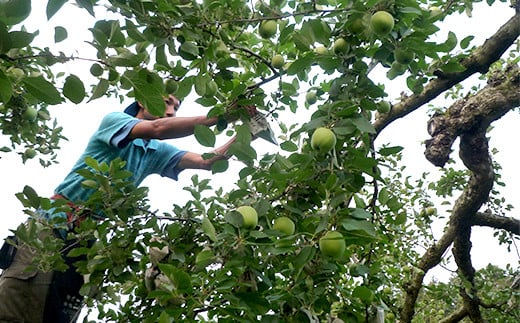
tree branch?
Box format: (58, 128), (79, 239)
(439, 306), (468, 323)
(424, 64), (520, 167)
(373, 12), (520, 136)
(400, 68), (505, 323)
(472, 211), (520, 234)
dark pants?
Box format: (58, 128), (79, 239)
(0, 236), (84, 323)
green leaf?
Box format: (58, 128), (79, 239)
(46, 0), (67, 20)
(460, 35), (474, 49)
(63, 74), (86, 104)
(228, 141), (256, 163)
(158, 311), (173, 323)
(0, 69), (13, 103)
(158, 264), (193, 293)
(350, 208), (373, 220)
(399, 7), (422, 14)
(394, 213), (407, 225)
(9, 30), (35, 48)
(178, 41), (198, 61)
(292, 32), (312, 52)
(108, 21), (125, 47)
(352, 285), (374, 303)
(84, 156), (99, 169)
(194, 75), (208, 97)
(201, 216), (218, 242)
(378, 146), (403, 156)
(23, 76), (63, 105)
(280, 140), (298, 152)
(351, 115), (376, 134)
(292, 246), (315, 271)
(89, 79), (109, 102)
(194, 125), (216, 147)
(440, 61), (466, 73)
(108, 49), (146, 67)
(23, 185), (40, 209)
(124, 69), (165, 116)
(76, 0), (95, 17)
(54, 26), (67, 43)
(0, 0), (31, 26)
(125, 20), (146, 42)
(0, 22), (11, 53)
(211, 159), (229, 174)
(155, 44), (169, 67)
(81, 179), (98, 189)
(227, 209), (247, 228)
(286, 53), (314, 75)
(341, 218), (377, 238)
(438, 31), (457, 52)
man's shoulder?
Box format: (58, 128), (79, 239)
(103, 111), (133, 121)
(99, 111), (136, 128)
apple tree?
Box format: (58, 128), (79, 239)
(1, 0), (519, 322)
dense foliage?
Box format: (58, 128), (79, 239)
(1, 0), (519, 322)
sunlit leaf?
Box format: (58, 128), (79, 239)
(194, 125), (216, 147)
(63, 74), (85, 104)
(23, 76), (62, 105)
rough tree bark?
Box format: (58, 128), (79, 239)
(400, 62), (519, 322)
(370, 10), (520, 323)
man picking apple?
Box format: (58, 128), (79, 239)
(0, 94), (256, 323)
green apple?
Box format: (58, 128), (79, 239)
(305, 91), (317, 105)
(165, 79), (178, 94)
(319, 231), (345, 259)
(313, 46), (328, 55)
(9, 67), (25, 81)
(429, 6), (442, 18)
(425, 207), (436, 216)
(214, 40), (229, 58)
(333, 38), (348, 54)
(370, 11), (394, 36)
(205, 80), (218, 97)
(273, 216), (295, 236)
(271, 54), (285, 69)
(394, 47), (414, 65)
(23, 107), (38, 121)
(259, 20), (277, 39)
(347, 18), (364, 35)
(311, 127), (336, 153)
(237, 205), (258, 229)
(377, 101), (391, 114)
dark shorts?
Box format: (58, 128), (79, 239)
(0, 235), (84, 323)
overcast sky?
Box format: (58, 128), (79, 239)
(1, 1), (518, 282)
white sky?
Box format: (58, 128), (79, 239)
(0, 1), (518, 283)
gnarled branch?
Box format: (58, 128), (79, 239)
(373, 12), (520, 136)
(472, 211), (520, 234)
(399, 59), (519, 323)
(424, 64), (520, 167)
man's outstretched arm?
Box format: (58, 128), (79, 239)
(176, 137), (236, 171)
(129, 106), (257, 140)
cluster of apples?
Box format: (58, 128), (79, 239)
(237, 204), (346, 259)
(233, 125), (347, 259)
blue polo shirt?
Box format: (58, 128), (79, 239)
(54, 112), (187, 203)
